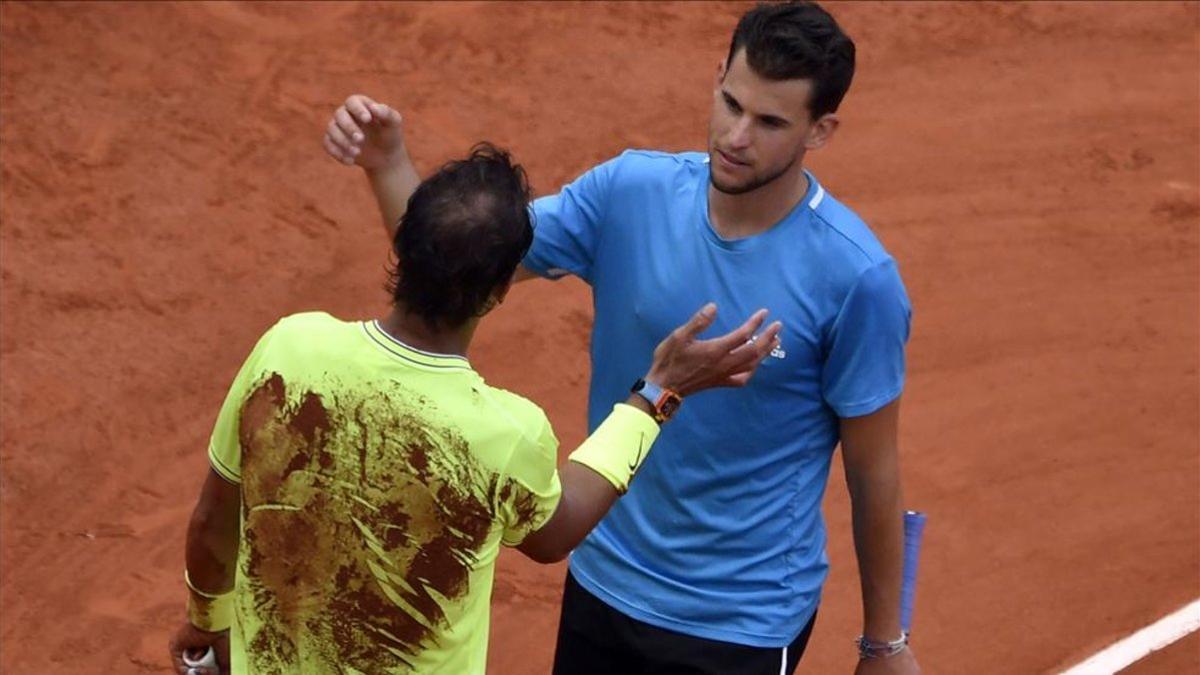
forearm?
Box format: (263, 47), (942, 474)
(184, 472), (241, 594)
(517, 304), (779, 563)
(185, 512), (238, 594)
(365, 149), (421, 242)
(527, 462), (620, 563)
(848, 467), (905, 640)
(519, 395), (655, 563)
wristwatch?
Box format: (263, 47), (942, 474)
(630, 378), (683, 423)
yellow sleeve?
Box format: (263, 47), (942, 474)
(499, 414), (563, 547)
(207, 326), (278, 484)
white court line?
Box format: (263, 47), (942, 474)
(1059, 599), (1200, 674)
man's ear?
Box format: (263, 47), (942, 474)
(805, 114), (840, 151)
(715, 58), (727, 86)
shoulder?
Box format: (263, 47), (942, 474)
(801, 188), (912, 327)
(808, 187), (892, 266)
(476, 385), (554, 443)
(803, 182), (902, 287)
(474, 384), (559, 476)
(271, 310), (341, 332)
(609, 149), (708, 180)
(615, 148), (708, 166)
(588, 149), (707, 208)
(257, 311), (354, 355)
(553, 149), (704, 197)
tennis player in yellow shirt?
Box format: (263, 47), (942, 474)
(168, 143), (781, 674)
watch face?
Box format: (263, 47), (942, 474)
(658, 395), (682, 420)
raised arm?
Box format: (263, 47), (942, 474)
(518, 303), (782, 563)
(325, 94), (594, 285)
(323, 94), (421, 241)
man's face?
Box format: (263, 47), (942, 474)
(708, 50), (817, 195)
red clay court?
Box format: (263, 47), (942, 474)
(1, 2), (1197, 673)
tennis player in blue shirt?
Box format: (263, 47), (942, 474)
(324, 2), (919, 673)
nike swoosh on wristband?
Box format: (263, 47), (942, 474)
(626, 432), (648, 474)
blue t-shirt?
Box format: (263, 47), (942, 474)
(525, 150), (911, 647)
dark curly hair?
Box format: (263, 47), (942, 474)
(726, 1), (856, 119)
(387, 143), (534, 330)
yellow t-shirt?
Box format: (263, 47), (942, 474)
(207, 312), (562, 674)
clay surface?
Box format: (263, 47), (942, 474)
(1, 2), (1197, 672)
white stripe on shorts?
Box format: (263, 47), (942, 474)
(779, 645), (788, 675)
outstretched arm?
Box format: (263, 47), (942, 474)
(518, 303), (783, 563)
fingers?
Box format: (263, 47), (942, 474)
(325, 119), (359, 164)
(344, 94), (376, 123)
(707, 308), (768, 350)
(323, 134), (354, 165)
(721, 320), (781, 384)
(334, 106), (365, 144)
(369, 101), (402, 127)
(324, 96), (370, 165)
(673, 302), (718, 341)
(728, 320), (781, 361)
(346, 94), (402, 129)
(724, 370), (755, 388)
(750, 320), (782, 361)
(169, 639), (186, 673)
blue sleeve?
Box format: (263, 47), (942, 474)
(821, 259), (912, 418)
(523, 155), (621, 285)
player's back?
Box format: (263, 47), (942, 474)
(207, 312), (560, 674)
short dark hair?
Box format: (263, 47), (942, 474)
(387, 143), (533, 330)
(725, 1), (856, 119)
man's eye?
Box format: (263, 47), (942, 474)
(724, 97), (740, 113)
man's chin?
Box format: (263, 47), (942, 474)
(709, 156), (794, 196)
(709, 174), (757, 195)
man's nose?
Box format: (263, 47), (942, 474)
(726, 116), (753, 150)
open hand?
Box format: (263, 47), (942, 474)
(647, 303), (782, 397)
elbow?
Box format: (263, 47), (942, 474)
(521, 541), (571, 565)
(518, 527), (579, 564)
(541, 545), (571, 564)
(187, 502), (214, 538)
(529, 551), (569, 565)
(188, 497), (227, 536)
(186, 499), (236, 558)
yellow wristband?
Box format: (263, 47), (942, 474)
(568, 403), (661, 494)
(185, 570), (234, 632)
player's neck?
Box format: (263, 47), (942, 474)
(708, 161), (810, 240)
(378, 307), (476, 359)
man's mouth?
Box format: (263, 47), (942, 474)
(716, 149), (749, 167)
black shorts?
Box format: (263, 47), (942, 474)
(552, 571), (818, 675)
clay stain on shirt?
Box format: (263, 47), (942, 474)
(234, 371), (528, 673)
